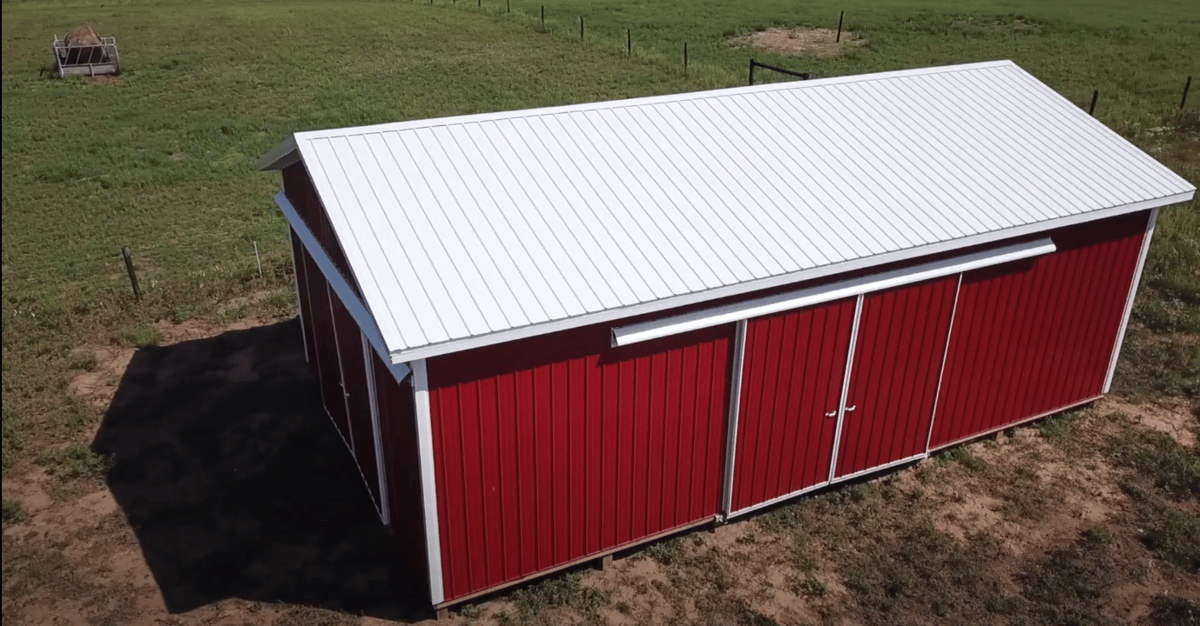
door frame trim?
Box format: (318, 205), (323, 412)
(924, 274), (964, 453)
(827, 295), (864, 483)
(719, 320), (749, 519)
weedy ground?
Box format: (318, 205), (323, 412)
(2, 0), (1198, 624)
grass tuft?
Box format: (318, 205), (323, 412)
(997, 463), (1055, 521)
(1112, 330), (1200, 401)
(67, 351), (100, 372)
(1037, 409), (1084, 439)
(1139, 506), (1200, 570)
(1149, 596), (1200, 626)
(644, 535), (685, 565)
(510, 571), (608, 616)
(937, 446), (989, 472)
(737, 603), (781, 626)
(1107, 424), (1200, 500)
(2, 400), (27, 475)
(38, 444), (113, 482)
(113, 324), (163, 349)
(2, 499), (24, 524)
(1020, 529), (1122, 626)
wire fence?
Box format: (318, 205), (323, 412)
(3, 233), (294, 316)
(401, 0), (1196, 112)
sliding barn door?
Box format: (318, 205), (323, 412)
(832, 277), (959, 479)
(729, 298), (857, 514)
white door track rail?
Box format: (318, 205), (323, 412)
(612, 238), (1056, 347)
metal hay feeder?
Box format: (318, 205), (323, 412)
(53, 34), (121, 77)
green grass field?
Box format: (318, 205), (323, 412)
(3, 0), (1197, 480)
(2, 0), (1198, 622)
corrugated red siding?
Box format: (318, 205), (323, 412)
(929, 212), (1148, 449)
(835, 277), (958, 478)
(290, 230), (319, 366)
(374, 354), (430, 597)
(299, 247), (352, 445)
(283, 163), (362, 299)
(283, 201), (1149, 606)
(732, 298), (856, 511)
(294, 235), (428, 591)
(330, 296), (381, 509)
(427, 322), (734, 602)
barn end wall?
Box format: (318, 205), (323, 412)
(283, 163), (362, 299)
(290, 230), (430, 594)
(373, 352), (431, 599)
(423, 210), (1152, 605)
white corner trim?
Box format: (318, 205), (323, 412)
(614, 238), (1057, 347)
(1103, 209), (1159, 393)
(276, 191), (395, 369)
(719, 320), (748, 518)
(364, 330), (391, 526)
(411, 360), (445, 605)
(827, 295), (865, 483)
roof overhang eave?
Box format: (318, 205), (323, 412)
(385, 188), (1194, 365)
(257, 135), (301, 171)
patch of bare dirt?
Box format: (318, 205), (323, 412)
(157, 317), (258, 343)
(1101, 396), (1195, 447)
(69, 345), (134, 409)
(728, 27), (866, 57)
(917, 430), (1127, 558)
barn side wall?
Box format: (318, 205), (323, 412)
(423, 210), (1151, 605)
(928, 210), (1149, 448)
(426, 321), (734, 603)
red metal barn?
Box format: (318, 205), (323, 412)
(258, 60), (1195, 612)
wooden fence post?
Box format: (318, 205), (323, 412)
(122, 247), (141, 300)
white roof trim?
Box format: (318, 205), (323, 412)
(276, 190), (406, 373)
(613, 237), (1056, 346)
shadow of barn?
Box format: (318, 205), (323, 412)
(91, 319), (428, 621)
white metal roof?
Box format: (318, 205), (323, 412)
(261, 60), (1195, 363)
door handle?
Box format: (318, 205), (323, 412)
(824, 410), (837, 417)
(844, 405), (857, 412)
